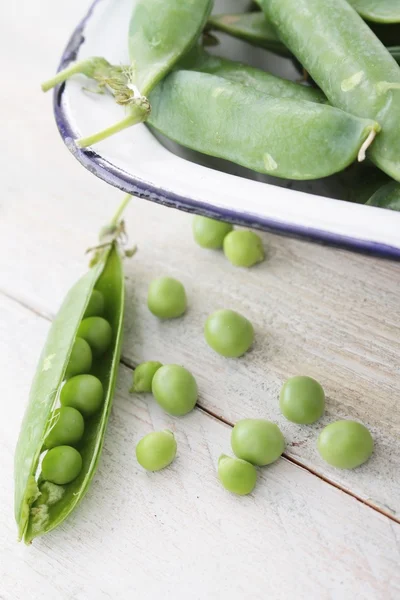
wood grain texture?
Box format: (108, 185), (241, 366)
(2, 294), (400, 600)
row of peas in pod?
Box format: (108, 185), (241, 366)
(15, 210), (127, 543)
(41, 291), (112, 486)
(42, 0), (400, 209)
(131, 217), (373, 492)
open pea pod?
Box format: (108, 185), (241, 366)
(366, 180), (400, 210)
(147, 70), (379, 180)
(42, 0), (213, 148)
(258, 0), (400, 182)
(180, 47), (326, 103)
(347, 0), (400, 24)
(14, 242), (125, 543)
(206, 12), (289, 56)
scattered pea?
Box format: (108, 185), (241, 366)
(147, 276), (187, 319)
(41, 446), (83, 485)
(130, 361), (163, 393)
(45, 407), (85, 449)
(78, 316), (112, 357)
(192, 215), (233, 249)
(317, 420), (374, 469)
(60, 374), (104, 417)
(152, 364), (198, 416)
(204, 309), (254, 358)
(280, 376), (325, 424)
(223, 230), (264, 268)
(83, 289), (105, 318)
(218, 454), (257, 495)
(65, 337), (92, 379)
(231, 419), (285, 466)
(136, 430), (177, 471)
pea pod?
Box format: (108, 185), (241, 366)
(14, 201), (129, 543)
(258, 0), (400, 182)
(181, 47), (327, 104)
(347, 0), (400, 24)
(210, 11), (400, 60)
(147, 70), (379, 180)
(366, 181), (400, 210)
(42, 0), (212, 148)
(206, 12), (289, 56)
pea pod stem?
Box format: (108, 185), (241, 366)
(76, 108), (148, 148)
(110, 194), (132, 227)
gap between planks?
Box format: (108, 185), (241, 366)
(3, 285), (399, 526)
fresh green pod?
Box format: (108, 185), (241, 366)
(259, 0), (400, 181)
(389, 47), (400, 64)
(128, 0), (213, 97)
(181, 47), (327, 104)
(347, 0), (400, 24)
(366, 181), (400, 210)
(148, 70), (379, 180)
(42, 0), (212, 147)
(14, 243), (125, 543)
(207, 12), (289, 56)
(210, 10), (400, 52)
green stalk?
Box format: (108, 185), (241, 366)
(110, 194), (132, 226)
(76, 103), (149, 148)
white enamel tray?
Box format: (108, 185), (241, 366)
(53, 0), (400, 257)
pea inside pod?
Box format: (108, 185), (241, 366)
(148, 70), (379, 180)
(14, 208), (127, 543)
(259, 0), (400, 181)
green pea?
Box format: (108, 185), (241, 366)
(60, 374), (104, 418)
(130, 361), (163, 393)
(280, 376), (325, 424)
(317, 421), (374, 469)
(136, 430), (177, 471)
(77, 316), (112, 357)
(223, 230), (264, 268)
(147, 277), (187, 319)
(152, 365), (197, 416)
(192, 216), (233, 249)
(44, 407), (85, 449)
(42, 446), (83, 485)
(231, 419), (285, 466)
(83, 289), (105, 318)
(218, 455), (257, 496)
(65, 337), (92, 379)
(204, 309), (254, 358)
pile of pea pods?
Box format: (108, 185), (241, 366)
(42, 0), (400, 208)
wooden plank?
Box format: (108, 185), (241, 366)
(2, 294), (400, 599)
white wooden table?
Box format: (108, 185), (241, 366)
(1, 1), (400, 598)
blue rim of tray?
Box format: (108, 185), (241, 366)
(52, 0), (400, 259)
